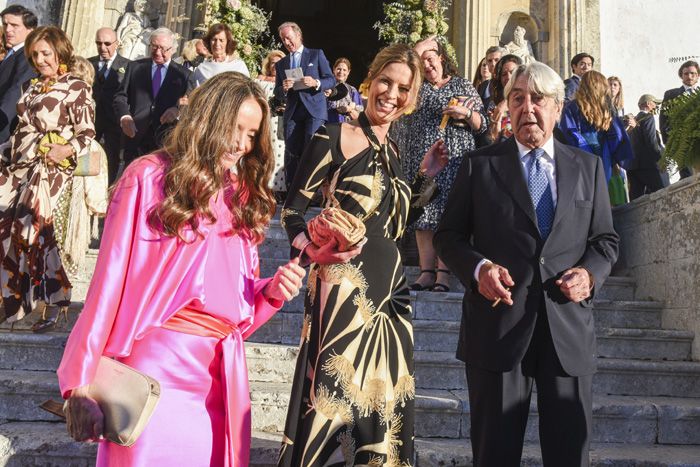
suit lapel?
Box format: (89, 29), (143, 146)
(489, 138), (538, 229)
(550, 141), (580, 232)
(300, 48), (310, 71)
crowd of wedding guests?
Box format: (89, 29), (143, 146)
(0, 3), (698, 466)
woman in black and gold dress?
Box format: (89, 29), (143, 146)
(278, 44), (447, 466)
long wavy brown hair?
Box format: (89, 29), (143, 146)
(576, 70), (613, 131)
(149, 72), (275, 244)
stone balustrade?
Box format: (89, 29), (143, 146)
(613, 175), (700, 359)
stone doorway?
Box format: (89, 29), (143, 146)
(253, 0), (385, 87)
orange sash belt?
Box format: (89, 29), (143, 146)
(162, 307), (250, 467)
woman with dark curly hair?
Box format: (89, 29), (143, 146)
(401, 40), (488, 292)
(0, 26), (95, 332)
(191, 23), (249, 86)
(58, 72), (305, 466)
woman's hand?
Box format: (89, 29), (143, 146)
(489, 101), (507, 141)
(264, 257), (307, 302)
(306, 238), (365, 265)
(441, 104), (469, 120)
(420, 140), (449, 178)
(45, 143), (74, 165)
(65, 385), (104, 442)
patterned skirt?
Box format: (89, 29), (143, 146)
(0, 158), (72, 322)
(278, 236), (415, 466)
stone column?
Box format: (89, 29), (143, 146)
(61, 0), (106, 57)
(451, 0), (490, 79)
(549, 0), (584, 77)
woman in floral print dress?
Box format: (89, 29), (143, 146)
(401, 41), (487, 292)
(0, 26), (95, 331)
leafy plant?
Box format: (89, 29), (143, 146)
(197, 0), (278, 75)
(374, 0), (455, 60)
(662, 89), (700, 170)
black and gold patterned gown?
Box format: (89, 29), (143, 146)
(279, 115), (414, 467)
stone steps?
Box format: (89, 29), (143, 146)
(3, 423), (700, 467)
(0, 303), (685, 375)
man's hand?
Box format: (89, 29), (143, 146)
(282, 78), (295, 92)
(302, 76), (318, 89)
(120, 116), (137, 138)
(555, 267), (593, 303)
(478, 262), (515, 306)
(160, 107), (179, 124)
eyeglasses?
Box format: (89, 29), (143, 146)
(95, 41), (115, 46)
(150, 45), (173, 53)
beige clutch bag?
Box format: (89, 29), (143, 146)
(41, 356), (161, 447)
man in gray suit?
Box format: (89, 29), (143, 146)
(0, 4), (37, 142)
(435, 62), (619, 467)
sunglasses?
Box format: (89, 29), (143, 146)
(95, 41), (115, 46)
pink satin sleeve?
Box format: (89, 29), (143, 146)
(242, 276), (283, 340)
(57, 164), (143, 398)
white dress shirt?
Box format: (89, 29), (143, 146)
(474, 137), (557, 281)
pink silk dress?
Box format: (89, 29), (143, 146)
(57, 153), (282, 466)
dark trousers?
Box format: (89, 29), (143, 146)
(284, 104), (324, 190)
(628, 168), (664, 200)
(466, 312), (593, 467)
(96, 124), (122, 185)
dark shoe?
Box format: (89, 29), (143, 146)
(430, 283), (450, 293)
(409, 269), (436, 291)
(431, 268), (451, 292)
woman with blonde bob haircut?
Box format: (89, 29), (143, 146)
(58, 72), (306, 466)
(278, 43), (447, 466)
(560, 70), (633, 185)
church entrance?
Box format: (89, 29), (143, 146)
(253, 0), (385, 87)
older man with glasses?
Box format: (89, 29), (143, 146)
(113, 27), (191, 167)
(89, 27), (131, 184)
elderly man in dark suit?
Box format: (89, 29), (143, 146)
(89, 27), (131, 184)
(113, 27), (190, 166)
(660, 60), (699, 179)
(435, 62), (619, 467)
(628, 94), (665, 200)
(0, 4), (36, 143)
(273, 21), (334, 189)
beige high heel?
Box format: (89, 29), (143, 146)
(31, 305), (69, 333)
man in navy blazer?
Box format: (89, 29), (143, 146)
(273, 22), (334, 189)
(0, 4), (37, 143)
(660, 60), (698, 179)
(113, 27), (190, 166)
(435, 62), (618, 467)
(89, 27), (131, 184)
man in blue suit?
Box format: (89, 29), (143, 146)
(0, 4), (37, 143)
(274, 21), (334, 190)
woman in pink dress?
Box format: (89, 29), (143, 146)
(56, 72), (306, 466)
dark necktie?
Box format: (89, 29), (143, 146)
(152, 65), (163, 97)
(527, 148), (555, 240)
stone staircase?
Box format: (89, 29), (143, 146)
(1, 216), (700, 466)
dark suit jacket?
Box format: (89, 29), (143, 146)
(563, 74), (580, 102)
(660, 86), (685, 144)
(89, 54), (131, 130)
(113, 58), (191, 148)
(0, 46), (36, 142)
(477, 78), (492, 107)
(434, 138), (619, 376)
(628, 112), (663, 170)
(273, 47), (335, 122)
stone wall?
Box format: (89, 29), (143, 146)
(613, 176), (700, 360)
(0, 0), (63, 25)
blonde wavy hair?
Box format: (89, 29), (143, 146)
(149, 72), (275, 244)
(575, 70), (613, 131)
(608, 75), (624, 112)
